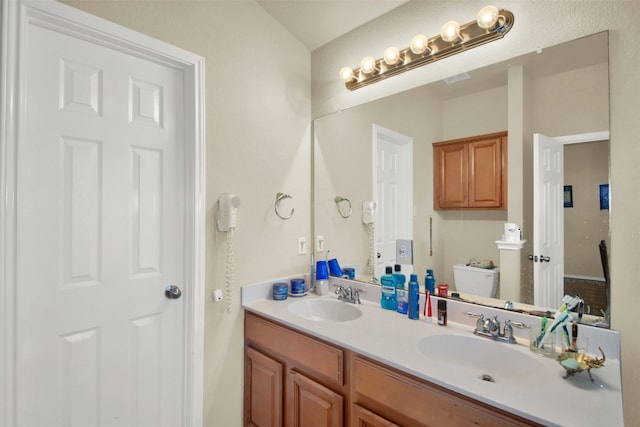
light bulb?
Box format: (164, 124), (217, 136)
(441, 20), (461, 43)
(383, 47), (401, 65)
(360, 56), (376, 74)
(339, 66), (354, 83)
(477, 5), (499, 29)
(410, 35), (430, 55)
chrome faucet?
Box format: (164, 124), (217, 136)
(334, 284), (364, 304)
(465, 312), (527, 344)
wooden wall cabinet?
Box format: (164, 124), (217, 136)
(433, 131), (507, 210)
(244, 312), (539, 427)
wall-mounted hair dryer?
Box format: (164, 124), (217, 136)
(362, 201), (376, 224)
(216, 193), (241, 232)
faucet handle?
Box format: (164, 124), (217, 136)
(463, 312), (485, 333)
(506, 319), (528, 329)
(353, 288), (365, 304)
(503, 319), (527, 344)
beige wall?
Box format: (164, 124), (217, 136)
(314, 85), (442, 279)
(61, 1), (311, 425)
(564, 141), (610, 278)
(313, 1), (640, 425)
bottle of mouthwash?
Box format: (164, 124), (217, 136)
(380, 266), (397, 310)
(393, 264), (406, 288)
(393, 264), (408, 314)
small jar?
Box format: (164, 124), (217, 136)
(437, 283), (449, 298)
(290, 278), (306, 295)
(272, 282), (288, 301)
(343, 267), (355, 280)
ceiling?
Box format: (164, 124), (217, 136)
(257, 0), (409, 51)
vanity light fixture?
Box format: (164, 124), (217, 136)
(339, 6), (514, 91)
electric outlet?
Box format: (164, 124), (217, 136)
(316, 235), (325, 252)
(396, 239), (414, 265)
(297, 237), (307, 255)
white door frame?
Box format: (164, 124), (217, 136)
(0, 1), (206, 426)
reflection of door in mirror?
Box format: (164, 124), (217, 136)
(373, 125), (413, 279)
(533, 133), (564, 309)
(533, 132), (610, 315)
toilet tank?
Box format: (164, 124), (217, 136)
(452, 264), (500, 297)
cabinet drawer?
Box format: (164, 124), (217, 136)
(351, 355), (539, 427)
(245, 313), (344, 386)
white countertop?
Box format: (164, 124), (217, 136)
(242, 276), (624, 427)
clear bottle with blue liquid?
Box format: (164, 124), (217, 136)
(393, 264), (408, 314)
(380, 266), (397, 310)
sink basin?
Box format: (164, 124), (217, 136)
(288, 299), (363, 322)
(417, 334), (550, 384)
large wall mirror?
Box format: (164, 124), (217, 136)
(313, 31), (610, 327)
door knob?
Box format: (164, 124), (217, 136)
(377, 252), (381, 259)
(540, 255), (551, 262)
(165, 285), (182, 299)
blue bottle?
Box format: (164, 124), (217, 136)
(425, 269), (435, 296)
(393, 264), (407, 314)
(408, 274), (420, 320)
(393, 264), (408, 314)
(380, 266), (397, 310)
(393, 264), (406, 290)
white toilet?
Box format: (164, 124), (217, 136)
(452, 264), (500, 298)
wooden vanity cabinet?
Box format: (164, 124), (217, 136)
(244, 312), (346, 427)
(244, 312), (540, 427)
(350, 354), (540, 427)
(433, 131), (507, 210)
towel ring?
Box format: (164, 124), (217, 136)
(275, 192), (294, 220)
(334, 196), (352, 219)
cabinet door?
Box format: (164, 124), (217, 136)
(434, 142), (468, 209)
(351, 404), (399, 427)
(245, 347), (284, 427)
(468, 136), (504, 208)
(287, 371), (343, 427)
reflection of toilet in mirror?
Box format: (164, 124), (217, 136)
(453, 264), (500, 298)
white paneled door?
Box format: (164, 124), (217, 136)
(373, 125), (413, 279)
(533, 133), (564, 309)
(3, 2), (205, 426)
